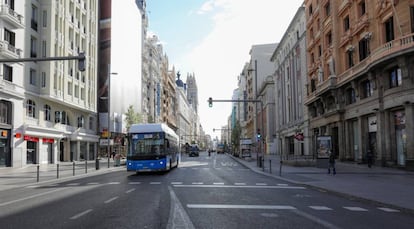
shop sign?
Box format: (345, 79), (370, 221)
(42, 138), (54, 143)
(24, 135), (39, 142)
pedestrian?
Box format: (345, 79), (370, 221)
(328, 151), (336, 175)
(367, 150), (374, 168)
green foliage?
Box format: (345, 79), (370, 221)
(125, 105), (142, 131)
(231, 121), (241, 152)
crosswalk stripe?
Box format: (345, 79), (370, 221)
(187, 204), (296, 210)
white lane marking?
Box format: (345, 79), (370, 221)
(67, 183), (80, 186)
(213, 182), (225, 185)
(171, 182), (183, 185)
(150, 182), (161, 185)
(104, 196), (119, 204)
(126, 188), (135, 194)
(293, 209), (342, 229)
(87, 182), (99, 185)
(256, 183), (267, 186)
(343, 207), (368, 211)
(234, 183), (246, 186)
(309, 206), (333, 211)
(277, 184), (288, 186)
(187, 204), (296, 210)
(25, 185), (40, 188)
(167, 186), (195, 229)
(70, 209), (93, 220)
(107, 182), (120, 185)
(129, 182), (141, 185)
(192, 182), (203, 185)
(0, 188), (65, 207)
(174, 184), (305, 189)
(378, 207), (400, 212)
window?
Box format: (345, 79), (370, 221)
(346, 88), (356, 105)
(55, 111), (61, 123)
(309, 4), (313, 16)
(26, 100), (36, 118)
(30, 69), (37, 86)
(318, 45), (322, 57)
(42, 40), (46, 57)
(362, 80), (373, 98)
(41, 72), (46, 88)
(384, 17), (394, 42)
(411, 6), (414, 33)
(359, 38), (369, 61)
(4, 29), (15, 46)
(347, 50), (354, 69)
(77, 115), (84, 128)
(44, 104), (51, 121)
(30, 37), (37, 57)
(3, 65), (12, 82)
(0, 100), (12, 124)
(68, 82), (72, 95)
(75, 85), (79, 98)
(89, 116), (94, 130)
(389, 67), (402, 88)
(81, 88), (85, 100)
(326, 31), (332, 46)
(344, 16), (350, 32)
(31, 4), (38, 31)
(42, 10), (47, 27)
(324, 2), (330, 17)
(359, 0), (366, 16)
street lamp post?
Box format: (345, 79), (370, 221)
(105, 64), (117, 168)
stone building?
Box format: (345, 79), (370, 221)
(305, 0), (414, 169)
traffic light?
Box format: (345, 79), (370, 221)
(256, 129), (261, 141)
(208, 97), (213, 107)
(78, 52), (85, 72)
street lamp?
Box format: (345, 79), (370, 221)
(100, 64), (117, 168)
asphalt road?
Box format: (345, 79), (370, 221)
(1, 152), (413, 229)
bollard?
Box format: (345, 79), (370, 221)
(37, 165), (40, 182)
(269, 160), (272, 174)
(262, 157), (265, 171)
(73, 162), (75, 176)
(85, 160), (87, 174)
(57, 164), (59, 179)
(279, 160), (283, 176)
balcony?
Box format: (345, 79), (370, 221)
(338, 33), (414, 83)
(0, 5), (24, 29)
(0, 40), (22, 59)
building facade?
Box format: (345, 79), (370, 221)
(305, 0), (414, 169)
(271, 5), (309, 158)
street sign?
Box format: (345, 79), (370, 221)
(99, 139), (114, 146)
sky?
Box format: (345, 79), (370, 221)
(146, 0), (304, 139)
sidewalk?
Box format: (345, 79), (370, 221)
(0, 158), (125, 191)
(232, 152), (414, 214)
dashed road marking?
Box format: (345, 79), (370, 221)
(171, 182), (183, 185)
(107, 182), (120, 185)
(67, 183), (80, 186)
(256, 183), (267, 186)
(104, 196), (119, 204)
(343, 207), (368, 211)
(213, 182), (225, 185)
(70, 209), (93, 220)
(129, 182), (141, 185)
(235, 183), (246, 186)
(187, 204), (296, 210)
(378, 207), (400, 212)
(192, 182), (203, 185)
(174, 184), (305, 189)
(125, 188), (135, 194)
(150, 182), (161, 185)
(309, 206), (333, 211)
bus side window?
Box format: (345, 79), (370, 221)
(165, 139), (170, 148)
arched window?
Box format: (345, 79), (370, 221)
(26, 100), (36, 118)
(44, 104), (51, 121)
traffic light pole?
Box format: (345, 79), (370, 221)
(207, 98), (264, 168)
(0, 53), (86, 71)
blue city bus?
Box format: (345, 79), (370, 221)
(127, 123), (179, 172)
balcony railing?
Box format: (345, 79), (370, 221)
(0, 5), (24, 29)
(0, 40), (22, 58)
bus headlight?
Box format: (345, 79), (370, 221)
(160, 161), (163, 165)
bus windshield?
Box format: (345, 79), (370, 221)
(129, 137), (164, 156)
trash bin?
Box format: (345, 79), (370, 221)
(95, 158), (100, 170)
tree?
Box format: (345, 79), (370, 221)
(231, 121), (242, 154)
(125, 105), (142, 131)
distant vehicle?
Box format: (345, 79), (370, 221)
(189, 144), (199, 157)
(217, 144), (225, 154)
(127, 123), (179, 172)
